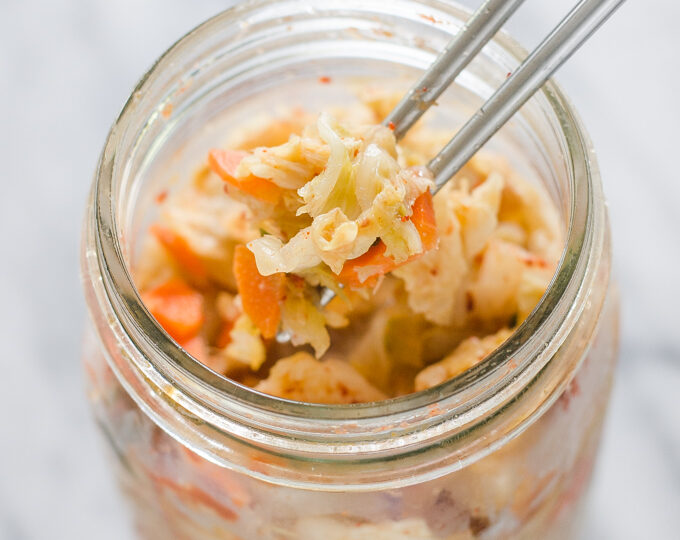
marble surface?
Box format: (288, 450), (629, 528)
(0, 1), (678, 538)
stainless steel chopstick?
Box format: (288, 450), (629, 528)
(278, 0), (625, 336)
(429, 0), (625, 191)
(384, 0), (526, 141)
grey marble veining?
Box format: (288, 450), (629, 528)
(0, 1), (678, 539)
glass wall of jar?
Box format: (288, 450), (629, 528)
(81, 1), (619, 538)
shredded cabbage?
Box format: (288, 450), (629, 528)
(245, 113), (432, 280)
(255, 352), (386, 404)
(224, 313), (266, 370)
(137, 95), (563, 398)
(415, 328), (513, 391)
(280, 282), (330, 358)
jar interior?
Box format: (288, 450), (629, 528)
(117, 7), (571, 274)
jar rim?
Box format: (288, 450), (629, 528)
(85, 0), (605, 473)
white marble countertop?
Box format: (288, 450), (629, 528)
(0, 1), (678, 538)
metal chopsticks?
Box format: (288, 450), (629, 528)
(399, 0), (626, 192)
(384, 0), (527, 141)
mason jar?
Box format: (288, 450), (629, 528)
(81, 1), (619, 538)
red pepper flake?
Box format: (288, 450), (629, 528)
(388, 121), (395, 131)
(161, 102), (173, 118)
(465, 292), (475, 312)
(419, 13), (439, 23)
(215, 320), (234, 349)
(505, 358), (518, 376)
(176, 78), (192, 95)
(372, 28), (394, 38)
(318, 76), (332, 84)
(522, 253), (549, 268)
(506, 72), (512, 78)
(427, 403), (442, 417)
(154, 190), (168, 204)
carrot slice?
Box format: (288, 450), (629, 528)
(141, 279), (205, 342)
(150, 224), (208, 285)
(208, 148), (282, 204)
(410, 190), (438, 250)
(233, 244), (285, 339)
(215, 319), (235, 349)
(181, 447), (252, 508)
(337, 241), (395, 288)
(148, 473), (238, 522)
(338, 191), (439, 287)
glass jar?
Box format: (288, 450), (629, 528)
(81, 1), (619, 538)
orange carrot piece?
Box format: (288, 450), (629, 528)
(338, 191), (438, 287)
(141, 279), (205, 342)
(233, 244), (285, 339)
(410, 190), (438, 250)
(151, 224), (208, 285)
(208, 148), (282, 204)
(181, 447), (252, 508)
(337, 241), (396, 288)
(149, 473), (238, 522)
(215, 320), (235, 349)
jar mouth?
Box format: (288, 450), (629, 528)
(87, 0), (603, 465)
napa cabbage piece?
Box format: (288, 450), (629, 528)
(467, 238), (553, 324)
(279, 280), (331, 357)
(236, 134), (323, 190)
(472, 154), (563, 264)
(245, 113), (433, 282)
(224, 312), (266, 371)
(136, 166), (258, 291)
(136, 94), (565, 400)
(415, 327), (513, 391)
(255, 352), (386, 404)
(392, 174), (504, 326)
(393, 169), (558, 328)
(347, 307), (428, 396)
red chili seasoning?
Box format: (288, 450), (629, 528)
(155, 190), (168, 204)
(161, 102), (173, 118)
(419, 13), (437, 23)
(388, 121), (395, 131)
(318, 76), (332, 84)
